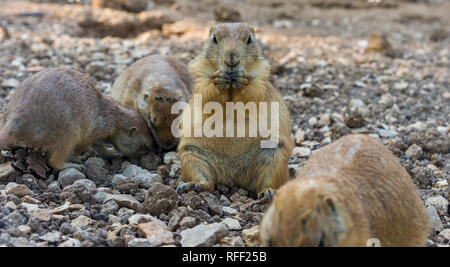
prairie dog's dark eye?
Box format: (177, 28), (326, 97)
(247, 35), (252, 45)
(213, 34), (217, 44)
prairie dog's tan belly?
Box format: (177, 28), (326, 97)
(181, 139), (280, 189)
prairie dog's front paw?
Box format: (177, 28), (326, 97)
(229, 70), (252, 90)
(211, 70), (231, 90)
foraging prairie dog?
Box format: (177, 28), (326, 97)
(177, 23), (291, 199)
(260, 134), (430, 247)
(112, 55), (193, 149)
(0, 68), (153, 168)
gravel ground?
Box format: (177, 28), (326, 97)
(0, 0), (448, 247)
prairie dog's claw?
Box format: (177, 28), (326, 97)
(176, 182), (212, 194)
(257, 188), (276, 201)
(211, 70), (231, 90)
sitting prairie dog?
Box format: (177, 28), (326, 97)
(177, 23), (291, 199)
(112, 55), (193, 149)
(0, 68), (153, 169)
(260, 134), (430, 247)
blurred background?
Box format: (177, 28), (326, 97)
(0, 0), (449, 246)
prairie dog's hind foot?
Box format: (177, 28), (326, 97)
(257, 188), (276, 201)
(176, 181), (214, 194)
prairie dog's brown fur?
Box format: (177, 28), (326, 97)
(260, 134), (430, 247)
(177, 23), (291, 198)
(0, 68), (153, 168)
(112, 55), (193, 149)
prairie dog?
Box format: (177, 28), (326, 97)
(260, 134), (430, 247)
(112, 55), (193, 149)
(0, 68), (153, 168)
(177, 23), (291, 199)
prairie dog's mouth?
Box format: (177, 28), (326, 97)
(146, 114), (176, 150)
(224, 60), (240, 69)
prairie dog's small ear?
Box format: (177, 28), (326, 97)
(316, 196), (338, 217)
(209, 25), (216, 36)
(141, 94), (149, 108)
(323, 197), (337, 214)
(128, 127), (137, 137)
(250, 26), (255, 35)
(316, 196), (346, 246)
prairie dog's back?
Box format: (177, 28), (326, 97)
(112, 55), (192, 105)
(303, 134), (428, 239)
(0, 67), (153, 168)
(261, 134), (430, 247)
(3, 68), (100, 139)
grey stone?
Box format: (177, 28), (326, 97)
(180, 223), (229, 247)
(199, 192), (223, 216)
(144, 183), (178, 216)
(58, 168), (86, 188)
(139, 153), (162, 171)
(128, 213), (152, 225)
(84, 157), (108, 185)
(59, 222), (79, 235)
(111, 174), (139, 194)
(39, 231), (61, 243)
(94, 191), (143, 212)
(0, 162), (17, 183)
(180, 191), (206, 211)
(5, 182), (33, 197)
(72, 215), (93, 228)
(9, 237), (38, 247)
(408, 128), (449, 154)
(425, 196), (448, 211)
(179, 216), (197, 229)
(4, 211), (27, 227)
(222, 206), (238, 216)
(426, 206), (443, 233)
(100, 200), (119, 215)
(137, 221), (174, 246)
(128, 238), (154, 247)
(18, 174), (38, 190)
(377, 128), (398, 138)
(58, 238), (81, 247)
(47, 181), (62, 193)
(73, 230), (92, 242)
(405, 144), (423, 160)
(61, 179), (97, 203)
(220, 195), (231, 206)
(438, 229), (450, 241)
(119, 164), (161, 189)
(222, 218), (242, 230)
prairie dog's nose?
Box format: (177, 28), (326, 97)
(225, 49), (240, 68)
